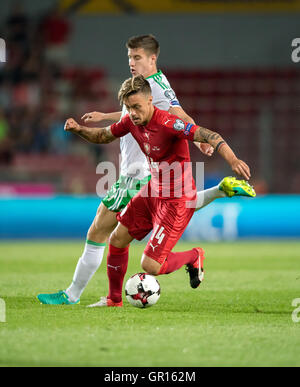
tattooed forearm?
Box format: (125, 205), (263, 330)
(215, 140), (226, 152)
(64, 118), (116, 144)
(195, 125), (239, 165)
(194, 126), (224, 148)
(192, 123), (251, 180)
(77, 126), (116, 144)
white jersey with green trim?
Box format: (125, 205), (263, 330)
(119, 70), (181, 179)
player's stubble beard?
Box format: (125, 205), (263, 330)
(141, 104), (155, 126)
(131, 104), (154, 126)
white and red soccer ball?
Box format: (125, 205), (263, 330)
(125, 273), (161, 308)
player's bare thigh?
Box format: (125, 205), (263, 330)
(87, 202), (119, 244)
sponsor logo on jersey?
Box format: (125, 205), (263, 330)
(164, 89), (176, 101)
(173, 119), (185, 131)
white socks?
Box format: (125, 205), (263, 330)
(196, 185), (226, 210)
(65, 241), (106, 302)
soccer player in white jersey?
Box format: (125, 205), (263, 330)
(37, 35), (255, 307)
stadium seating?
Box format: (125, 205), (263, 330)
(1, 66), (299, 194)
(6, 153), (105, 194)
(166, 68), (300, 193)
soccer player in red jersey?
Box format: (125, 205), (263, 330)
(63, 75), (251, 297)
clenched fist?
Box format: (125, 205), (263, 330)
(199, 143), (214, 157)
(64, 118), (80, 132)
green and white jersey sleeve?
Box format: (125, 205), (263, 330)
(146, 70), (181, 110)
(119, 70), (181, 179)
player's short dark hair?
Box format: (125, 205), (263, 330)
(126, 34), (160, 57)
(118, 75), (152, 105)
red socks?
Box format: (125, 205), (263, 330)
(159, 249), (198, 275)
(107, 245), (198, 301)
(107, 244), (129, 303)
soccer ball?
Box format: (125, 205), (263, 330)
(125, 273), (161, 308)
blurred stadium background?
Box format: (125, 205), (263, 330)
(0, 0), (300, 240)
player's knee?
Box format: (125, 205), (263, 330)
(93, 213), (109, 233)
(109, 230), (127, 249)
(142, 263), (158, 276)
(87, 222), (108, 244)
(109, 231), (120, 247)
(141, 256), (160, 276)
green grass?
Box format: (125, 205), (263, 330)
(0, 240), (300, 367)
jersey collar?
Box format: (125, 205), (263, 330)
(146, 70), (162, 80)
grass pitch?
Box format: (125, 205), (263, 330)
(0, 240), (300, 367)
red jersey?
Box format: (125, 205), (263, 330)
(110, 106), (198, 201)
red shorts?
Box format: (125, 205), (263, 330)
(117, 186), (195, 265)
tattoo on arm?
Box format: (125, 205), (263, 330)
(96, 127), (116, 143)
(215, 140), (226, 152)
(194, 126), (239, 166)
(77, 126), (116, 144)
(194, 126), (223, 147)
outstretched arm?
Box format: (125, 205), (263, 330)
(194, 125), (251, 180)
(169, 106), (214, 157)
(64, 118), (117, 144)
(81, 111), (122, 125)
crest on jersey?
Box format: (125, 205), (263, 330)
(173, 119), (185, 131)
(144, 142), (151, 155)
(164, 89), (176, 101)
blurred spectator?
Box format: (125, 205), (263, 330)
(0, 3), (113, 192)
(32, 115), (51, 153)
(39, 5), (71, 65)
(0, 109), (9, 142)
(0, 108), (13, 164)
(49, 114), (70, 154)
(0, 81), (11, 110)
(6, 1), (29, 47)
(4, 1), (30, 84)
(0, 1), (109, 161)
(2, 3), (295, 194)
